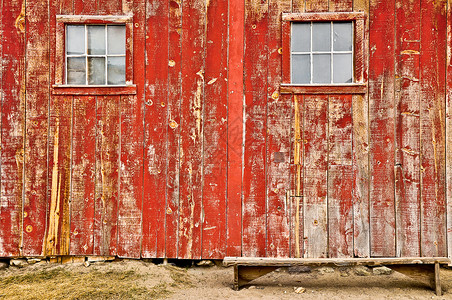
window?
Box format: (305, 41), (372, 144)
(281, 12), (366, 94)
(53, 15), (136, 96)
(66, 24), (126, 85)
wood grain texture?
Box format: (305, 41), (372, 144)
(226, 0), (245, 257)
(94, 96), (120, 256)
(447, 0), (452, 262)
(305, 0), (328, 12)
(419, 0), (447, 257)
(165, 0), (182, 259)
(394, 0), (421, 257)
(177, 0), (205, 259)
(202, 0), (228, 259)
(368, 0), (396, 257)
(141, 0), (169, 258)
(329, 0), (352, 12)
(266, 0), (292, 258)
(22, 0), (49, 256)
(242, 0), (268, 257)
(303, 95), (328, 258)
(0, 0), (26, 257)
(70, 97), (96, 255)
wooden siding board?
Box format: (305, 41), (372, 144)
(117, 0), (145, 258)
(368, 0), (396, 257)
(201, 0), (228, 259)
(141, 0), (169, 259)
(266, 0), (292, 258)
(0, 0), (26, 257)
(226, 0), (244, 257)
(447, 0), (452, 262)
(178, 0), (205, 259)
(292, 0), (305, 13)
(329, 0), (352, 12)
(70, 96), (96, 255)
(305, 0), (328, 12)
(22, 0), (50, 256)
(394, 0), (421, 257)
(242, 0), (268, 257)
(165, 0), (182, 259)
(419, 0), (447, 257)
(303, 95), (328, 258)
(94, 96), (120, 256)
(352, 0), (370, 258)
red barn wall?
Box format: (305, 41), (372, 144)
(0, 0), (450, 259)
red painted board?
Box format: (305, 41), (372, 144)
(117, 0), (145, 258)
(305, 0), (328, 12)
(165, 0), (183, 259)
(242, 0), (268, 257)
(394, 0), (421, 257)
(303, 95), (328, 258)
(178, 0), (205, 259)
(226, 0), (245, 258)
(201, 0), (228, 259)
(266, 0), (292, 258)
(328, 95), (353, 258)
(0, 0), (26, 257)
(329, 0), (353, 12)
(447, 0), (452, 261)
(22, 0), (49, 256)
(94, 96), (120, 256)
(368, 0), (396, 257)
(74, 0), (97, 14)
(141, 0), (169, 258)
(419, 0), (447, 257)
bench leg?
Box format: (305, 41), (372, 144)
(389, 263), (442, 296)
(234, 265), (278, 290)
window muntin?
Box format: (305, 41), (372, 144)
(291, 21), (353, 84)
(66, 24), (126, 85)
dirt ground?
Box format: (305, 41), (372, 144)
(1, 258), (452, 299)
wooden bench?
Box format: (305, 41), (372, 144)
(223, 257), (451, 295)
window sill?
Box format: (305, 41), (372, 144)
(52, 84), (137, 96)
(280, 83), (367, 95)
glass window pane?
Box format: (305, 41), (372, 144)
(292, 54), (310, 84)
(312, 22), (331, 52)
(313, 54), (331, 83)
(88, 57), (106, 85)
(333, 54), (352, 83)
(88, 25), (106, 55)
(107, 25), (126, 55)
(292, 23), (310, 52)
(107, 57), (125, 84)
(67, 25), (85, 55)
(333, 22), (352, 51)
(67, 57), (86, 84)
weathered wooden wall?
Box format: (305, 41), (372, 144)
(0, 0), (450, 259)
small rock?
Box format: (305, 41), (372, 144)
(196, 260), (214, 267)
(248, 285), (256, 289)
(294, 287), (306, 294)
(0, 261), (9, 270)
(317, 267), (334, 275)
(373, 266), (393, 275)
(10, 259), (27, 268)
(27, 258), (41, 264)
(84, 261), (90, 267)
(354, 266), (371, 276)
(288, 266), (311, 274)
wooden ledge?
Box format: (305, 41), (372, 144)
(52, 84), (137, 96)
(223, 257), (451, 267)
(280, 83), (367, 95)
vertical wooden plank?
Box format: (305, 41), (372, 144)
(420, 0), (447, 257)
(93, 96), (120, 256)
(0, 0), (25, 257)
(22, 0), (49, 256)
(394, 0), (421, 258)
(242, 0), (268, 257)
(329, 0), (352, 12)
(141, 0), (169, 258)
(292, 0), (305, 12)
(178, 0), (205, 259)
(303, 95), (328, 258)
(328, 95), (353, 258)
(202, 0), (228, 259)
(70, 97), (96, 255)
(117, 0), (145, 258)
(368, 0), (396, 257)
(226, 0), (245, 257)
(305, 0), (328, 12)
(353, 0), (370, 258)
(165, 0), (182, 259)
(447, 0), (452, 262)
(266, 0), (291, 258)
